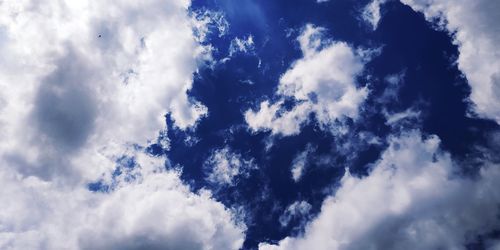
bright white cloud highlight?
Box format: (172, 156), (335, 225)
(260, 131), (500, 250)
(245, 24), (369, 136)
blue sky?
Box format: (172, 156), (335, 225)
(1, 0), (500, 249)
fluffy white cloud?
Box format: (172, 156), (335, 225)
(245, 24), (369, 136)
(0, 153), (245, 250)
(0, 0), (212, 182)
(260, 131), (500, 250)
(0, 1), (245, 249)
(205, 147), (256, 186)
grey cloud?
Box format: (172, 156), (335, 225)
(33, 48), (97, 152)
(23, 47), (99, 180)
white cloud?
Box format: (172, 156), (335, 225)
(0, 1), (245, 249)
(0, 0), (210, 181)
(260, 131), (500, 250)
(279, 201), (312, 228)
(291, 144), (316, 182)
(245, 100), (312, 136)
(362, 0), (386, 30)
(384, 108), (421, 126)
(205, 147), (256, 186)
(229, 35), (255, 57)
(245, 24), (369, 136)
(0, 153), (245, 250)
(191, 9), (229, 42)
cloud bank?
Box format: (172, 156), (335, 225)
(260, 131), (500, 250)
(0, 0), (244, 249)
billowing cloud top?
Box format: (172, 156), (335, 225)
(245, 24), (369, 136)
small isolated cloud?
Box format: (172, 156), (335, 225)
(399, 0), (500, 124)
(259, 131), (500, 250)
(384, 108), (421, 126)
(245, 24), (370, 136)
(229, 35), (256, 57)
(205, 147), (256, 186)
(291, 144), (316, 182)
(362, 0), (387, 30)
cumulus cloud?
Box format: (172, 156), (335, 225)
(260, 131), (500, 250)
(0, 152), (245, 250)
(0, 0), (244, 249)
(0, 0), (211, 181)
(245, 24), (369, 136)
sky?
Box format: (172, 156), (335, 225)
(0, 0), (499, 249)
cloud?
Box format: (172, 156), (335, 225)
(279, 201), (312, 228)
(191, 9), (229, 41)
(400, 0), (500, 124)
(229, 35), (255, 57)
(0, 1), (245, 249)
(0, 0), (211, 181)
(0, 152), (245, 250)
(205, 147), (256, 186)
(245, 24), (369, 136)
(291, 144), (316, 182)
(260, 131), (500, 250)
(362, 0), (386, 30)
